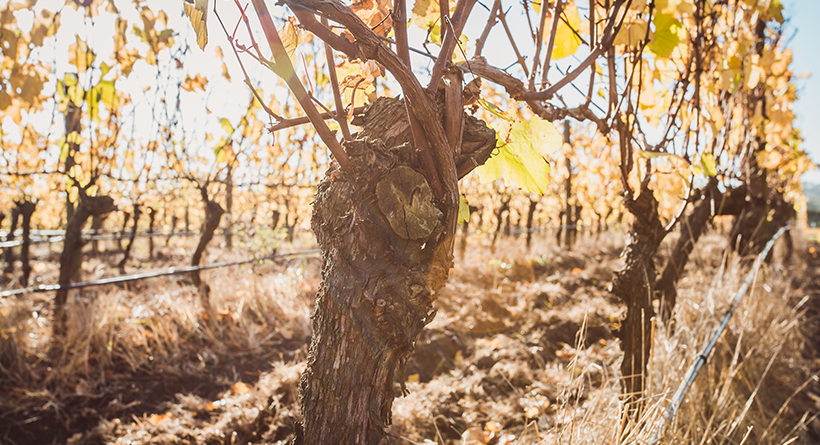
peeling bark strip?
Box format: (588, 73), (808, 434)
(299, 97), (494, 444)
(609, 183), (665, 413)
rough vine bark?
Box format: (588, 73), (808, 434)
(297, 97), (495, 444)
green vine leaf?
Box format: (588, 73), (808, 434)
(650, 13), (685, 58)
(699, 152), (717, 177)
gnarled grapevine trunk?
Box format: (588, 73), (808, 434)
(459, 204), (478, 259)
(90, 212), (109, 255)
(729, 187), (794, 260)
(556, 209), (565, 245)
(118, 204), (142, 272)
(118, 211), (131, 252)
(167, 215), (177, 246)
(191, 188), (224, 312)
(18, 200), (35, 287)
(298, 97), (494, 444)
(491, 195), (510, 253)
(147, 208), (156, 259)
(655, 189), (715, 324)
(609, 183), (665, 415)
(55, 195), (116, 336)
(3, 205), (20, 276)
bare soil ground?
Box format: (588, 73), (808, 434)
(1, 229), (818, 444)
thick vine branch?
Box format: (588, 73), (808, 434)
(320, 17), (352, 141)
(427, 0), (477, 92)
(391, 0), (445, 198)
(281, 0), (458, 203)
(457, 0), (627, 125)
(250, 0), (349, 170)
(530, 0), (555, 90)
(291, 9), (360, 59)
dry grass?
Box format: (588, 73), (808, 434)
(0, 236), (318, 444)
(390, 231), (820, 444)
(1, 229), (818, 444)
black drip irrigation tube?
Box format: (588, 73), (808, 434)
(649, 225), (791, 443)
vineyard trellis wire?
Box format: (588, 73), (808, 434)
(0, 249), (321, 298)
(0, 223), (613, 248)
(0, 223), (618, 295)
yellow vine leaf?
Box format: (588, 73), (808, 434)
(698, 152), (717, 177)
(181, 74), (208, 92)
(278, 17), (303, 65)
(769, 0), (784, 24)
(546, 3), (583, 60)
(68, 35), (95, 74)
(350, 0), (393, 37)
(613, 20), (648, 50)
